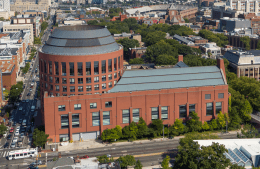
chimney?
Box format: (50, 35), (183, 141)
(217, 58), (226, 80)
(178, 55), (183, 62)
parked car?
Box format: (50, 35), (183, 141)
(20, 133), (24, 138)
(7, 134), (11, 140)
(30, 160), (42, 166)
(29, 89), (32, 92)
(26, 99), (29, 102)
(4, 142), (9, 148)
(14, 131), (19, 136)
(19, 107), (23, 111)
(9, 128), (14, 133)
(27, 93), (30, 96)
(16, 126), (20, 130)
(10, 142), (16, 148)
(13, 137), (18, 142)
(13, 122), (16, 126)
(18, 140), (23, 147)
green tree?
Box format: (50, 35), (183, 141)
(22, 62), (30, 74)
(117, 155), (136, 169)
(0, 17), (4, 21)
(217, 111), (226, 130)
(186, 112), (202, 132)
(202, 122), (210, 131)
(230, 164), (245, 169)
(257, 41), (260, 50)
(210, 119), (218, 130)
(240, 124), (260, 138)
(0, 123), (7, 135)
(169, 119), (186, 136)
(184, 18), (189, 23)
(137, 117), (148, 138)
(179, 132), (219, 147)
(122, 122), (138, 140)
(143, 31), (166, 46)
(32, 128), (49, 148)
(97, 154), (113, 163)
(117, 38), (139, 60)
(134, 160), (143, 169)
(156, 54), (177, 66)
(129, 58), (144, 64)
(34, 37), (41, 45)
(240, 99), (252, 122)
(150, 119), (163, 136)
(87, 20), (99, 25)
(161, 155), (171, 169)
(240, 36), (251, 50)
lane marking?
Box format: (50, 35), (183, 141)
(3, 151), (6, 157)
(121, 150), (127, 152)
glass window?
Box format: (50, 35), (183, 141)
(118, 56), (120, 69)
(216, 102), (222, 114)
(179, 105), (187, 118)
(44, 75), (47, 81)
(114, 80), (117, 85)
(122, 109), (130, 123)
(56, 93), (60, 96)
(94, 84), (99, 90)
(61, 62), (66, 76)
(105, 101), (112, 107)
(55, 77), (59, 83)
(94, 61), (99, 75)
(62, 78), (67, 84)
(86, 62), (91, 75)
(206, 103), (213, 116)
(102, 75), (106, 81)
(78, 78), (83, 84)
(218, 93), (224, 99)
(69, 62), (74, 76)
(102, 60), (106, 73)
(45, 83), (48, 89)
(44, 60), (47, 73)
(55, 85), (59, 91)
(77, 62), (83, 76)
(50, 85), (53, 91)
(49, 61), (52, 75)
(205, 94), (211, 100)
(49, 76), (53, 83)
(161, 106), (168, 119)
(103, 111), (110, 125)
(70, 86), (75, 92)
(86, 85), (92, 91)
(63, 86), (67, 92)
(118, 71), (120, 77)
(58, 105), (65, 111)
(78, 86), (83, 92)
(55, 62), (59, 75)
(151, 107), (158, 120)
(108, 74), (112, 80)
(70, 78), (75, 84)
(114, 72), (117, 78)
(61, 114), (68, 129)
(108, 82), (112, 88)
(94, 77), (99, 82)
(86, 77), (91, 83)
(90, 103), (97, 108)
(92, 112), (100, 126)
(72, 114), (79, 128)
(189, 104), (196, 117)
(133, 109), (139, 122)
(102, 83), (106, 89)
(108, 59), (112, 72)
(114, 58), (117, 71)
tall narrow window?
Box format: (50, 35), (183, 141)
(78, 86), (83, 92)
(102, 60), (106, 73)
(78, 78), (83, 84)
(133, 109), (140, 122)
(77, 62), (83, 76)
(49, 61), (52, 75)
(114, 58), (117, 71)
(151, 107), (158, 120)
(92, 112), (100, 126)
(118, 56), (120, 69)
(86, 62), (91, 75)
(122, 109), (130, 123)
(206, 103), (213, 116)
(86, 77), (91, 83)
(161, 106), (168, 119)
(44, 60), (47, 73)
(61, 115), (69, 129)
(61, 62), (66, 76)
(55, 62), (59, 75)
(94, 84), (99, 90)
(69, 62), (74, 76)
(189, 104), (196, 117)
(102, 83), (106, 89)
(103, 111), (110, 125)
(108, 59), (112, 72)
(216, 102), (222, 114)
(63, 86), (67, 92)
(70, 86), (75, 92)
(72, 114), (79, 128)
(108, 74), (112, 80)
(86, 85), (91, 91)
(94, 61), (99, 75)
(179, 105), (187, 118)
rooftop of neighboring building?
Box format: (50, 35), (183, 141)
(0, 62), (15, 74)
(224, 50), (260, 65)
(0, 48), (18, 56)
(11, 14), (35, 19)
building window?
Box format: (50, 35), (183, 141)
(205, 94), (211, 100)
(61, 62), (66, 76)
(49, 76), (53, 83)
(56, 93), (60, 96)
(216, 102), (222, 114)
(118, 56), (120, 69)
(114, 73), (117, 78)
(62, 78), (67, 84)
(105, 101), (112, 107)
(114, 58), (117, 71)
(78, 86), (83, 92)
(90, 103), (97, 108)
(92, 112), (100, 126)
(78, 78), (83, 84)
(218, 93), (224, 99)
(70, 86), (75, 92)
(206, 103), (213, 116)
(44, 75), (47, 81)
(94, 84), (99, 90)
(94, 61), (99, 75)
(86, 77), (91, 83)
(102, 83), (106, 89)
(50, 85), (53, 91)
(45, 83), (48, 89)
(161, 106), (168, 119)
(61, 114), (69, 129)
(70, 78), (75, 84)
(102, 60), (106, 73)
(102, 75), (106, 81)
(55, 62), (59, 75)
(179, 105), (187, 118)
(94, 77), (99, 82)
(103, 111), (110, 125)
(86, 85), (91, 91)
(133, 109), (140, 122)
(63, 86), (67, 92)
(151, 107), (158, 120)
(108, 82), (112, 88)
(63, 94), (67, 96)
(58, 105), (65, 111)
(77, 62), (83, 76)
(86, 62), (91, 75)
(118, 71), (120, 77)
(72, 114), (79, 128)
(189, 104), (196, 117)
(49, 61), (52, 75)
(55, 85), (59, 91)
(55, 77), (59, 83)
(108, 59), (112, 72)
(114, 81), (117, 85)
(69, 62), (74, 76)
(122, 109), (130, 123)
(44, 60), (47, 73)
(108, 74), (112, 80)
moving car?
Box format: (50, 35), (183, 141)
(13, 137), (18, 142)
(9, 128), (14, 133)
(4, 142), (9, 148)
(7, 134), (11, 140)
(27, 93), (30, 96)
(29, 89), (32, 92)
(30, 160), (42, 166)
(14, 131), (19, 136)
(20, 133), (24, 138)
(26, 99), (29, 102)
(19, 107), (23, 111)
(10, 142), (16, 148)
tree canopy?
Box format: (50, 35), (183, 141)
(199, 29), (228, 47)
(240, 36), (251, 50)
(32, 128), (49, 148)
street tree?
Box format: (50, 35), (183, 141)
(186, 112), (202, 132)
(150, 119), (163, 136)
(134, 160), (143, 169)
(161, 155), (171, 169)
(217, 111), (226, 130)
(117, 155), (136, 169)
(202, 122), (210, 131)
(137, 117), (148, 138)
(0, 123), (7, 135)
(32, 128), (49, 148)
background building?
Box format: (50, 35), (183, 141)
(3, 24), (33, 44)
(0, 0), (10, 12)
(10, 0), (51, 13)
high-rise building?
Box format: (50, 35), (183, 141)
(0, 0), (10, 12)
(229, 0), (260, 14)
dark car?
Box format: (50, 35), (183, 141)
(27, 93), (30, 96)
(4, 142), (9, 148)
(7, 134), (11, 140)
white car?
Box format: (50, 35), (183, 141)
(14, 131), (19, 136)
(13, 137), (18, 142)
(19, 107), (23, 111)
(16, 126), (20, 130)
(10, 142), (16, 148)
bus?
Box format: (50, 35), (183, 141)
(8, 148), (38, 160)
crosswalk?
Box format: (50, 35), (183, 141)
(0, 151), (10, 158)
